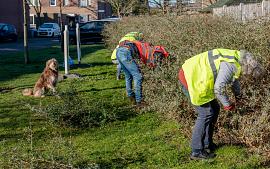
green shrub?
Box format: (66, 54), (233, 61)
(103, 15), (270, 156)
(30, 84), (118, 128)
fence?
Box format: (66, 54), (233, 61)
(213, 0), (270, 21)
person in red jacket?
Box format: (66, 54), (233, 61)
(116, 40), (169, 107)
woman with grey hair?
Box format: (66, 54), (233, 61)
(178, 48), (263, 160)
(240, 50), (263, 78)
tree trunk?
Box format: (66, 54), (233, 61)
(36, 12), (41, 28)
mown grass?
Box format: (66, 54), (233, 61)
(0, 45), (266, 168)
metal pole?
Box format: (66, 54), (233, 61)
(23, 0), (29, 64)
(64, 25), (69, 75)
(76, 23), (81, 64)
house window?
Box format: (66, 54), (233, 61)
(28, 0), (39, 6)
(30, 14), (35, 26)
(64, 0), (69, 6)
(50, 0), (56, 6)
(80, 0), (88, 7)
(30, 15), (34, 25)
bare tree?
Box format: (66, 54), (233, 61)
(150, 0), (171, 14)
(105, 0), (138, 17)
(27, 0), (42, 28)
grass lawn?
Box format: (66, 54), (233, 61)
(0, 45), (266, 168)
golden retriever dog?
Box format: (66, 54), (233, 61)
(22, 58), (59, 97)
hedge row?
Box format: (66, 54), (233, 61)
(103, 15), (270, 157)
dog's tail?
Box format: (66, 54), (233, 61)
(22, 88), (33, 96)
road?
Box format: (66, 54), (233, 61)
(0, 38), (60, 53)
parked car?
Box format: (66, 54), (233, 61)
(37, 23), (60, 37)
(69, 20), (116, 44)
(0, 23), (18, 42)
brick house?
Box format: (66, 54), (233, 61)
(29, 0), (112, 28)
(0, 0), (28, 37)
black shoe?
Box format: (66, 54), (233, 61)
(204, 143), (218, 153)
(190, 151), (216, 160)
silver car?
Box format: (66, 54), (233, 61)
(37, 23), (60, 37)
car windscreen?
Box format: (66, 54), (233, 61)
(80, 21), (110, 30)
(80, 22), (96, 30)
(96, 22), (108, 29)
(40, 24), (53, 28)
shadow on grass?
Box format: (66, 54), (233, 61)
(0, 45), (105, 83)
(70, 62), (113, 70)
(76, 153), (146, 169)
(80, 86), (125, 92)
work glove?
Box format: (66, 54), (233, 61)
(224, 104), (235, 111)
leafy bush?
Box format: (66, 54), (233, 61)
(104, 15), (270, 156)
(30, 84), (119, 128)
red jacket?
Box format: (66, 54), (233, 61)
(132, 41), (169, 66)
(119, 40), (169, 67)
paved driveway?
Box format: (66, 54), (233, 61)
(0, 38), (60, 53)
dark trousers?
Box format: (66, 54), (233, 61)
(179, 81), (220, 153)
(192, 100), (220, 152)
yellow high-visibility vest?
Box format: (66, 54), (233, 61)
(111, 32), (142, 60)
(182, 48), (241, 106)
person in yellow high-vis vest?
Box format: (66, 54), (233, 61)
(111, 32), (144, 80)
(178, 49), (263, 160)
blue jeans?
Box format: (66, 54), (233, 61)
(192, 100), (220, 153)
(116, 47), (143, 103)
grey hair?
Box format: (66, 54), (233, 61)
(239, 50), (264, 78)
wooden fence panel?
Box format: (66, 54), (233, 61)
(213, 0), (270, 21)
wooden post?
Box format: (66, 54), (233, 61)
(239, 3), (244, 21)
(23, 0), (29, 64)
(64, 25), (69, 75)
(222, 5), (227, 16)
(76, 23), (81, 64)
(262, 0), (266, 16)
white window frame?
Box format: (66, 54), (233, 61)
(28, 0), (40, 6)
(29, 14), (36, 29)
(80, 0), (88, 7)
(50, 0), (56, 6)
(30, 14), (35, 25)
(64, 0), (69, 6)
(88, 0), (91, 6)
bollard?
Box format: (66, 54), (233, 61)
(76, 23), (81, 64)
(64, 25), (69, 75)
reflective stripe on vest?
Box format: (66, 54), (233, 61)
(182, 48), (242, 106)
(208, 50), (241, 82)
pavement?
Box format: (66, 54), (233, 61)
(0, 37), (60, 53)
